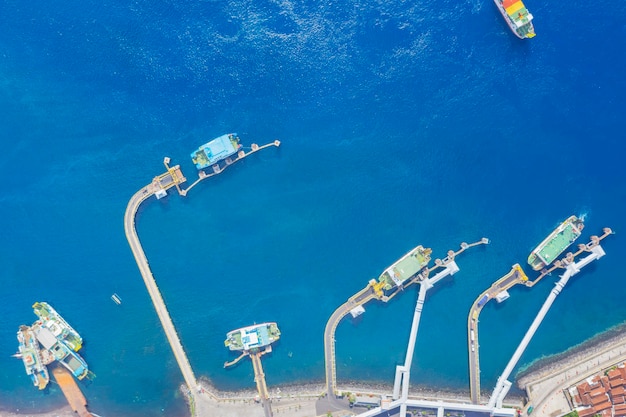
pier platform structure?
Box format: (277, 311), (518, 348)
(251, 349), (274, 417)
(468, 228), (613, 405)
(51, 366), (93, 417)
(167, 140), (281, 196)
(224, 346), (276, 417)
(123, 140), (280, 417)
(323, 238), (490, 399)
(475, 228), (614, 408)
(222, 347), (275, 417)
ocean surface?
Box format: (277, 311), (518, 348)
(1, 0), (625, 416)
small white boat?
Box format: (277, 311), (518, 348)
(111, 294), (122, 305)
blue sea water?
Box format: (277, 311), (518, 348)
(1, 0), (625, 415)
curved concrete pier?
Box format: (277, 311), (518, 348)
(323, 238), (489, 400)
(123, 140), (280, 416)
(324, 285), (377, 397)
(468, 264), (528, 404)
(124, 177), (200, 400)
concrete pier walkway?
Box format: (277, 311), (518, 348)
(123, 141), (279, 416)
(251, 351), (274, 417)
(468, 264), (528, 404)
(123, 171), (200, 401)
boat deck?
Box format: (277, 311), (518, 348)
(379, 246), (431, 289)
(536, 224), (580, 264)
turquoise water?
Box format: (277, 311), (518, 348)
(0, 0), (625, 416)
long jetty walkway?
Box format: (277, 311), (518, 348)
(467, 228), (612, 406)
(51, 366), (93, 417)
(123, 140), (280, 416)
(466, 228), (613, 406)
(469, 229), (614, 403)
(323, 238), (489, 399)
(468, 264), (529, 404)
(123, 164), (204, 413)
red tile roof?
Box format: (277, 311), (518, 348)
(590, 386), (607, 398)
(592, 393), (610, 406)
(612, 378), (625, 388)
(578, 384), (590, 399)
(577, 407), (596, 417)
(593, 400), (612, 412)
(613, 386), (626, 397)
(609, 369), (623, 380)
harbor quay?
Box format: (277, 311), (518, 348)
(118, 137), (615, 417)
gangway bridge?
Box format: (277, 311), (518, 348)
(468, 228), (613, 405)
(486, 228), (613, 408)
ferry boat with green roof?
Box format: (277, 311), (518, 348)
(376, 245), (432, 294)
(528, 215), (584, 271)
(495, 0), (535, 39)
(33, 302), (83, 352)
(225, 322), (281, 352)
(191, 133), (242, 170)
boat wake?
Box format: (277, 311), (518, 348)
(578, 211), (589, 222)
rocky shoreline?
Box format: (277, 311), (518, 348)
(8, 323), (626, 417)
(516, 320), (626, 389)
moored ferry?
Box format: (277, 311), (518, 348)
(191, 133), (242, 170)
(33, 323), (89, 380)
(225, 322), (281, 352)
(15, 326), (49, 390)
(33, 302), (83, 352)
(528, 215), (585, 271)
(376, 245), (432, 293)
(495, 0), (536, 39)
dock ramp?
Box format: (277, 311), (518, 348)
(51, 365), (93, 417)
